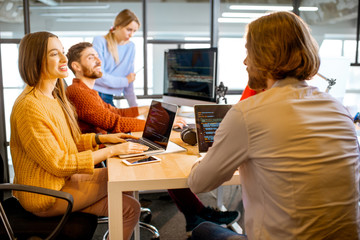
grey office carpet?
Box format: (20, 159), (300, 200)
(93, 185), (244, 240)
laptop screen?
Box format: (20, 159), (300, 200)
(142, 100), (178, 148)
(194, 104), (232, 153)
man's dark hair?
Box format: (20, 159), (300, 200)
(66, 42), (93, 74)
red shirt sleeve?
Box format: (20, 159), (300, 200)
(240, 85), (258, 101)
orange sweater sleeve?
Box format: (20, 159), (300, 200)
(66, 80), (145, 133)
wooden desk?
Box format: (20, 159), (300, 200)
(107, 131), (240, 240)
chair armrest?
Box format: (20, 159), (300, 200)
(0, 183), (73, 240)
(0, 183), (73, 203)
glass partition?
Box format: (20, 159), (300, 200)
(218, 37), (247, 91)
(29, 1), (142, 33)
(148, 43), (176, 95)
(0, 1), (24, 39)
(1, 43), (23, 181)
(147, 1), (211, 41)
(0, 44), (23, 142)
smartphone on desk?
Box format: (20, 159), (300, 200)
(122, 156), (161, 166)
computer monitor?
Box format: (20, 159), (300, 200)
(163, 48), (218, 107)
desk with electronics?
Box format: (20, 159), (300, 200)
(107, 129), (241, 240)
(107, 47), (239, 239)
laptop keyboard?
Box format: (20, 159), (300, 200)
(126, 138), (159, 151)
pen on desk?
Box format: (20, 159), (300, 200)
(135, 67), (144, 74)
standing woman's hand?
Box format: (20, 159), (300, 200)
(127, 73), (136, 84)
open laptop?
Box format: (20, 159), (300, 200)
(119, 100), (178, 158)
(194, 104), (232, 157)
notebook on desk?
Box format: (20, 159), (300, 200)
(194, 104), (232, 157)
(119, 100), (180, 158)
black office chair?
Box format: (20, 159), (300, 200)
(98, 214), (160, 240)
(0, 184), (98, 240)
(0, 154), (98, 240)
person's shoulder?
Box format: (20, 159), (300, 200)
(92, 36), (106, 45)
(15, 88), (37, 105)
(233, 90), (269, 114)
(12, 90), (43, 117)
(93, 35), (105, 41)
(66, 81), (91, 99)
(66, 82), (79, 95)
(67, 80), (85, 90)
(124, 41), (135, 49)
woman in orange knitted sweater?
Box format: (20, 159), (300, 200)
(11, 31), (148, 240)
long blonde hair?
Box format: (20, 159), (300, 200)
(18, 31), (81, 141)
(105, 9), (140, 63)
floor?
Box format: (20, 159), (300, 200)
(93, 185), (244, 240)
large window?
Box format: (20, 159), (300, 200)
(218, 38), (247, 90)
(1, 1), (359, 98)
(0, 1), (360, 178)
(319, 38), (360, 113)
(0, 1), (24, 39)
(0, 44), (23, 143)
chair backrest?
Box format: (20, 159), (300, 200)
(0, 184), (98, 240)
(0, 153), (10, 202)
(0, 154), (3, 202)
(0, 145), (98, 240)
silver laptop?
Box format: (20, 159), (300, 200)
(119, 100), (178, 158)
(194, 104), (232, 156)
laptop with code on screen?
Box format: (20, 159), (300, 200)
(194, 104), (232, 156)
(119, 100), (180, 158)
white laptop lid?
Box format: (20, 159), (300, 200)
(194, 104), (232, 156)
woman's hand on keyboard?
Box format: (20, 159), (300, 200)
(100, 133), (139, 144)
(111, 142), (149, 156)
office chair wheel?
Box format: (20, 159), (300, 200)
(141, 207), (152, 223)
(98, 217), (109, 240)
(142, 212), (152, 224)
(102, 224), (159, 240)
(102, 229), (108, 240)
(140, 222), (160, 239)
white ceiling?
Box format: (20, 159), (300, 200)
(0, 0), (358, 40)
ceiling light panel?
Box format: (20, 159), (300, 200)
(222, 12), (265, 18)
(229, 5), (318, 12)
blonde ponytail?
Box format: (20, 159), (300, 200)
(105, 9), (140, 64)
(104, 30), (120, 63)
